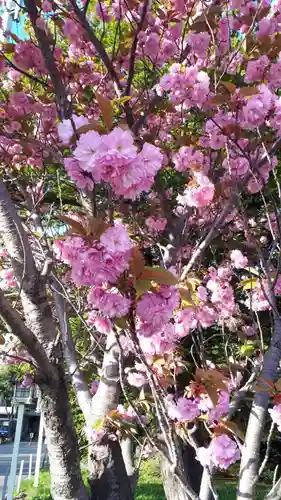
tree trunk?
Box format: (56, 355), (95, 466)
(40, 368), (89, 500)
(0, 182), (88, 499)
(238, 313), (281, 500)
(88, 334), (133, 500)
(121, 437), (138, 491)
(161, 440), (203, 500)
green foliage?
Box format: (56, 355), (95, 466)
(18, 460), (270, 500)
(0, 364), (25, 403)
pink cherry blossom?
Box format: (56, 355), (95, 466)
(58, 115), (89, 144)
(187, 32), (211, 58)
(178, 173), (215, 208)
(166, 396), (200, 422)
(100, 224), (133, 254)
(136, 286), (180, 331)
(87, 313), (112, 334)
(230, 250), (248, 269)
(145, 216), (167, 234)
(88, 287), (131, 318)
(173, 146), (208, 173)
(197, 434), (240, 470)
(0, 268), (16, 287)
(269, 404), (281, 431)
(127, 370), (147, 388)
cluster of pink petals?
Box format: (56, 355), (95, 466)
(241, 84), (273, 130)
(53, 223), (133, 286)
(64, 158), (94, 190)
(177, 172), (215, 208)
(173, 146), (209, 173)
(243, 274), (281, 312)
(126, 367), (147, 388)
(145, 216), (167, 234)
(70, 127), (162, 199)
(269, 404), (281, 431)
(166, 395), (200, 422)
(207, 270), (236, 318)
(88, 287), (131, 318)
(197, 434), (240, 470)
(174, 305), (218, 337)
(187, 32), (211, 58)
(117, 405), (148, 425)
(157, 63), (210, 110)
(0, 268), (17, 288)
(87, 314), (113, 334)
(14, 42), (46, 72)
(230, 250), (248, 269)
(58, 114), (89, 144)
(136, 286), (180, 333)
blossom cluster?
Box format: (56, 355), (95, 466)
(59, 123), (163, 200)
(53, 223), (133, 287)
(197, 434), (241, 470)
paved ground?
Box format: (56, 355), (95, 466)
(0, 441), (48, 497)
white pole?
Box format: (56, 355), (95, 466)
(16, 460), (24, 494)
(7, 402), (25, 500)
(28, 454), (32, 479)
(34, 414), (44, 488)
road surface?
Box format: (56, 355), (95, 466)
(0, 441), (48, 497)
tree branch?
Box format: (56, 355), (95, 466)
(52, 283), (93, 425)
(0, 181), (56, 346)
(125, 0), (150, 96)
(181, 136), (281, 278)
(24, 0), (72, 119)
(238, 311), (281, 499)
(69, 0), (123, 95)
(0, 290), (53, 380)
(0, 52), (50, 88)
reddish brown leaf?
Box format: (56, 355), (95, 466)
(129, 247), (145, 278)
(57, 215), (88, 236)
(239, 86), (259, 97)
(139, 266), (178, 286)
(96, 93), (114, 130)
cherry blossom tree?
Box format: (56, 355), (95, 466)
(1, 0), (281, 499)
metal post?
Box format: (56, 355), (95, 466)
(16, 460), (24, 494)
(34, 414), (44, 488)
(7, 402), (25, 500)
(1, 471), (9, 500)
(28, 454), (32, 479)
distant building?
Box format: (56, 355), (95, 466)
(0, 0), (26, 42)
(0, 384), (40, 440)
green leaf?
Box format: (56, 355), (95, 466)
(239, 277), (258, 291)
(240, 344), (256, 356)
(135, 279), (152, 298)
(93, 418), (104, 430)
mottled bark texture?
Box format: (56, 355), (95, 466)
(88, 334), (133, 500)
(238, 313), (281, 500)
(0, 182), (88, 500)
(161, 439), (204, 500)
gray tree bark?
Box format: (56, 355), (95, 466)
(88, 334), (133, 500)
(237, 312), (281, 500)
(121, 437), (138, 491)
(161, 439), (204, 500)
(0, 182), (88, 500)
